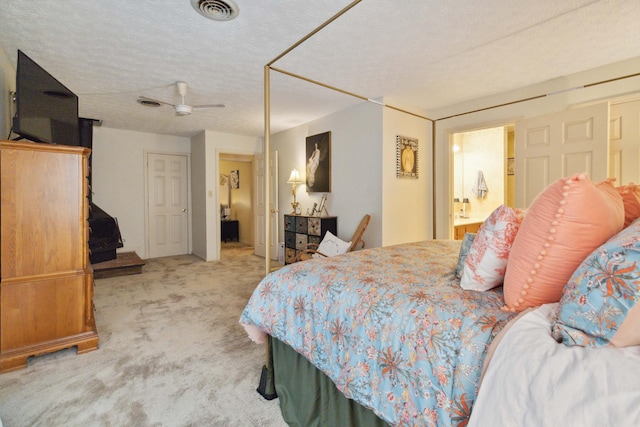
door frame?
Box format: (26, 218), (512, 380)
(448, 122), (514, 239)
(217, 151), (256, 259)
(143, 150), (192, 259)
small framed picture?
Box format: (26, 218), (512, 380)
(396, 135), (418, 178)
(317, 193), (328, 216)
(230, 170), (239, 189)
(507, 158), (515, 175)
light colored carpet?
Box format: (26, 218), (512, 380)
(0, 244), (287, 427)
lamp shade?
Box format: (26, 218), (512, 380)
(287, 168), (303, 184)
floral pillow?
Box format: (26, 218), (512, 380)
(454, 232), (475, 279)
(552, 218), (640, 347)
(460, 205), (526, 291)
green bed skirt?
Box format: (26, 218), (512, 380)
(270, 336), (390, 427)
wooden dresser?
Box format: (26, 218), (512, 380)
(1, 141), (99, 373)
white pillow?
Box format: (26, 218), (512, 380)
(315, 230), (351, 258)
(460, 205), (526, 291)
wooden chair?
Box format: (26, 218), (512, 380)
(295, 214), (371, 262)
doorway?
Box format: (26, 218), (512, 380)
(451, 125), (514, 239)
(219, 154), (254, 249)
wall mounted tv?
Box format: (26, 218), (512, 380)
(13, 50), (80, 146)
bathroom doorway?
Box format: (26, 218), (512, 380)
(451, 124), (514, 239)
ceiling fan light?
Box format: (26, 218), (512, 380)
(175, 104), (193, 116)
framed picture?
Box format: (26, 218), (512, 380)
(219, 174), (229, 205)
(317, 193), (328, 216)
(306, 131), (331, 192)
(230, 170), (239, 189)
(507, 158), (515, 175)
(396, 135), (418, 178)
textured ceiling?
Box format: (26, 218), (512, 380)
(1, 0), (639, 138)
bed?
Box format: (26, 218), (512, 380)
(240, 176), (640, 426)
(241, 240), (516, 426)
(468, 303), (640, 426)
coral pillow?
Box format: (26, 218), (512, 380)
(460, 205), (526, 291)
(552, 218), (640, 347)
(502, 174), (624, 312)
(615, 183), (640, 227)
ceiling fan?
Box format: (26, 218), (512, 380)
(138, 81), (225, 116)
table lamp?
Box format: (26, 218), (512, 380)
(287, 168), (304, 214)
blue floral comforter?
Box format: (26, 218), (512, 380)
(240, 240), (516, 426)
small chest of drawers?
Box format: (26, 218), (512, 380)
(284, 215), (337, 264)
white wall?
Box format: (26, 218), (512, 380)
(191, 131), (207, 259)
(92, 127), (191, 259)
(431, 56), (640, 239)
(382, 103), (433, 245)
(193, 130), (262, 261)
(270, 99), (433, 249)
(94, 128), (261, 262)
(0, 45), (14, 139)
(272, 102), (384, 248)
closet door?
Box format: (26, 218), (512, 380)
(609, 98), (640, 185)
(514, 102), (609, 207)
(146, 152), (189, 258)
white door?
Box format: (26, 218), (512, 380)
(269, 151), (279, 260)
(254, 153), (266, 257)
(254, 151), (279, 260)
(146, 153), (189, 258)
(515, 102), (609, 207)
(609, 98), (640, 185)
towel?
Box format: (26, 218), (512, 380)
(471, 170), (488, 198)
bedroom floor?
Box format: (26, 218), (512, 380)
(0, 247), (287, 426)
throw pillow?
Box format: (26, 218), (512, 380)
(315, 230), (351, 258)
(502, 174), (624, 312)
(615, 183), (640, 227)
(551, 218), (640, 347)
(460, 205), (526, 291)
(454, 232), (476, 279)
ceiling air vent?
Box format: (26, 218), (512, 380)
(191, 0), (239, 21)
(137, 98), (162, 107)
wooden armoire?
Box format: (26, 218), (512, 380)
(0, 140), (99, 373)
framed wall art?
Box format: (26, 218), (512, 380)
(230, 170), (239, 189)
(306, 131), (331, 192)
(396, 135), (418, 178)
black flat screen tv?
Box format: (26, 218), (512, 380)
(13, 50), (79, 146)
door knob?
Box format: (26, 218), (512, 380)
(270, 208), (279, 213)
(182, 208), (187, 212)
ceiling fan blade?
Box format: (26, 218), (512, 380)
(138, 96), (176, 107)
(192, 104), (226, 110)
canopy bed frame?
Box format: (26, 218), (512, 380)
(261, 0), (640, 274)
(254, 2), (640, 425)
